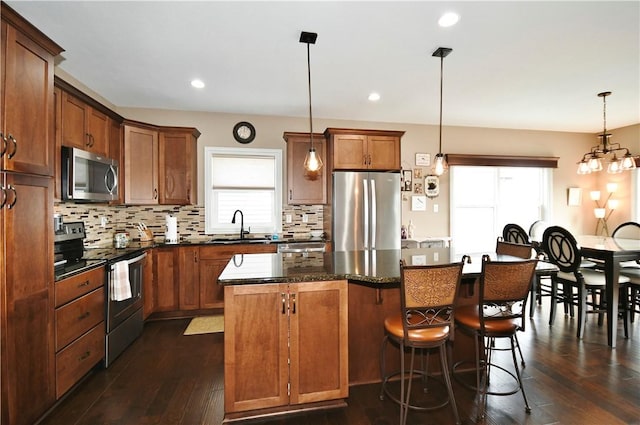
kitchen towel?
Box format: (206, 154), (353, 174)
(110, 260), (132, 301)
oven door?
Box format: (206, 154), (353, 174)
(106, 252), (145, 332)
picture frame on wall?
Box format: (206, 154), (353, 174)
(425, 175), (439, 198)
(411, 195), (427, 211)
(415, 153), (430, 166)
(402, 169), (412, 191)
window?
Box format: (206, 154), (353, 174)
(634, 169), (640, 222)
(204, 147), (282, 235)
(450, 166), (552, 256)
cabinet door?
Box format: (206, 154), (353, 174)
(199, 258), (227, 309)
(285, 134), (327, 204)
(1, 173), (55, 425)
(124, 124), (158, 204)
(367, 135), (400, 170)
(142, 249), (155, 319)
(332, 134), (367, 169)
(1, 24), (55, 176)
(61, 92), (88, 150)
(224, 283), (289, 413)
(108, 118), (123, 204)
(178, 246), (199, 310)
(159, 130), (197, 205)
(153, 249), (178, 311)
(87, 107), (109, 157)
(289, 280), (349, 404)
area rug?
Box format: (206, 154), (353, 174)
(183, 315), (224, 335)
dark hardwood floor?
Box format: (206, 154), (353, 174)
(38, 302), (640, 425)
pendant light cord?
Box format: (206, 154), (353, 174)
(438, 54), (444, 154)
(307, 42), (314, 149)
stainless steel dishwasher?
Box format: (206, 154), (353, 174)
(277, 242), (326, 254)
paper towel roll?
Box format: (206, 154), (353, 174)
(165, 215), (178, 244)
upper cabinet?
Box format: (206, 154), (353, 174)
(1, 7), (62, 177)
(324, 128), (404, 171)
(283, 132), (327, 205)
(159, 127), (200, 205)
(124, 120), (200, 205)
(61, 91), (109, 157)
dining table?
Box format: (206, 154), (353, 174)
(576, 235), (640, 348)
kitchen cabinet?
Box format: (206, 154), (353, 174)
(124, 122), (159, 204)
(60, 91), (109, 157)
(153, 247), (179, 311)
(142, 248), (155, 319)
(224, 280), (348, 419)
(54, 267), (105, 398)
(159, 127), (200, 205)
(124, 121), (200, 205)
(109, 117), (123, 203)
(283, 132), (327, 205)
(179, 246), (200, 310)
(1, 5), (62, 425)
(324, 128), (404, 171)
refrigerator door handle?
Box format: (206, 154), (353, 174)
(363, 178), (369, 249)
(370, 179), (377, 249)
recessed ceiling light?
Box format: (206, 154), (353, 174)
(438, 12), (459, 27)
(368, 92), (381, 102)
(191, 79), (205, 89)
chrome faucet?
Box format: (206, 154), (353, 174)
(231, 209), (249, 239)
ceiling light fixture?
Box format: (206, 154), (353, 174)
(432, 46), (452, 176)
(368, 92), (381, 102)
(190, 79), (205, 89)
(438, 12), (459, 27)
(300, 31), (323, 173)
(577, 91), (637, 174)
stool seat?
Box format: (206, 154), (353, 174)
(455, 305), (520, 336)
(384, 314), (450, 343)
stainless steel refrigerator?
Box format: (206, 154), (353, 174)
(332, 171), (401, 251)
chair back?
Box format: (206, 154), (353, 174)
(541, 225), (581, 273)
(528, 220), (550, 242)
(502, 223), (530, 244)
(612, 221), (640, 239)
(496, 239), (533, 259)
(479, 255), (538, 330)
(399, 260), (464, 336)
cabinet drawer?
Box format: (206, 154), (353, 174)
(56, 288), (105, 350)
(56, 266), (105, 307)
(56, 323), (105, 398)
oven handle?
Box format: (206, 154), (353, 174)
(110, 252), (147, 270)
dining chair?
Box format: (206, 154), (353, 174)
(541, 225), (631, 338)
(380, 259), (464, 425)
(613, 222), (640, 321)
(502, 223), (530, 245)
(454, 255), (538, 421)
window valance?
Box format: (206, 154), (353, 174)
(446, 154), (558, 168)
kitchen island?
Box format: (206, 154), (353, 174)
(218, 247), (483, 422)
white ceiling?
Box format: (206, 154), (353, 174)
(6, 1), (640, 133)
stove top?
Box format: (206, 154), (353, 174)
(54, 258), (106, 281)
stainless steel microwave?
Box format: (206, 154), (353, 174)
(61, 146), (118, 202)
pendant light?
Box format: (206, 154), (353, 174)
(432, 47), (452, 176)
(300, 31), (323, 173)
(577, 91), (637, 174)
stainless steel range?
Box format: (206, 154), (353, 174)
(54, 221), (146, 368)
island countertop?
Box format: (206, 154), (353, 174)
(218, 247), (479, 286)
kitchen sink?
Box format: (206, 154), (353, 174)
(206, 237), (272, 244)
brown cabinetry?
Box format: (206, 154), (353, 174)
(54, 267), (105, 398)
(152, 247), (179, 311)
(283, 132), (327, 204)
(1, 5), (62, 424)
(61, 91), (109, 157)
(124, 122), (199, 205)
(224, 280), (348, 419)
(324, 128), (403, 171)
(159, 127), (199, 205)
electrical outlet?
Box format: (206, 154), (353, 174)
(100, 216), (108, 228)
(302, 214), (308, 223)
(433, 204), (439, 213)
(285, 214), (292, 223)
(433, 252), (439, 261)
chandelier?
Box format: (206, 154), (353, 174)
(577, 91), (637, 174)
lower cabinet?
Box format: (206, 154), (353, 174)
(223, 280), (348, 419)
(54, 267), (106, 399)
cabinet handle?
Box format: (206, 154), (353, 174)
(289, 189), (292, 201)
(78, 311), (90, 321)
(281, 293), (286, 314)
(363, 154), (367, 166)
(79, 351), (91, 361)
(0, 132), (6, 157)
(78, 280), (90, 288)
(193, 251), (198, 263)
(0, 187), (6, 209)
(6, 185), (16, 209)
(291, 293), (296, 314)
(7, 134), (17, 159)
(154, 188), (158, 199)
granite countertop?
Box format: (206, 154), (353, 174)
(217, 248), (558, 287)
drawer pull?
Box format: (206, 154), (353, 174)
(291, 293), (296, 314)
(281, 293), (286, 314)
(79, 351), (91, 361)
(78, 312), (90, 321)
(78, 280), (90, 287)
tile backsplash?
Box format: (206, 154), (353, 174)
(54, 203), (324, 247)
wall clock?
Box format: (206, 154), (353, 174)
(233, 121), (256, 144)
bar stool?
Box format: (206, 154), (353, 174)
(454, 255), (538, 421)
(379, 259), (465, 425)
